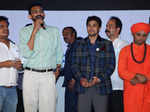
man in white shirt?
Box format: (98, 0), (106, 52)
(105, 16), (128, 112)
(0, 16), (22, 112)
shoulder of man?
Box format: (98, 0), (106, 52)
(120, 44), (130, 53)
(8, 38), (16, 45)
(25, 23), (32, 27)
(72, 37), (83, 47)
(70, 37), (84, 50)
(8, 39), (19, 51)
(77, 37), (88, 46)
(45, 25), (59, 31)
(99, 36), (113, 45)
(20, 23), (33, 32)
(118, 38), (129, 45)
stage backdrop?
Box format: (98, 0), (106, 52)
(0, 10), (150, 112)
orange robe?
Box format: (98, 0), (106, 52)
(118, 43), (150, 112)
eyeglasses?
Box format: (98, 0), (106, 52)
(135, 33), (148, 37)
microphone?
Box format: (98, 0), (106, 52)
(41, 23), (45, 30)
(35, 15), (45, 29)
(105, 29), (109, 33)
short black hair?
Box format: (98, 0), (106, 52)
(63, 26), (77, 38)
(0, 16), (9, 26)
(86, 16), (102, 27)
(109, 16), (122, 34)
(28, 2), (43, 14)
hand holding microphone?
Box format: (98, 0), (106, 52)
(28, 15), (46, 50)
(105, 29), (110, 33)
(35, 15), (45, 29)
(34, 15), (45, 32)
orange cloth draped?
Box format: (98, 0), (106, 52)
(118, 43), (150, 112)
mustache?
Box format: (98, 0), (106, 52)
(88, 33), (97, 37)
(105, 29), (110, 33)
(35, 15), (44, 20)
(64, 37), (68, 40)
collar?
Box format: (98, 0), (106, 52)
(67, 40), (77, 49)
(30, 23), (47, 29)
(0, 41), (15, 49)
(85, 35), (102, 43)
(113, 37), (120, 45)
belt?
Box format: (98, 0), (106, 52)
(2, 86), (15, 88)
(111, 90), (123, 96)
(25, 67), (53, 73)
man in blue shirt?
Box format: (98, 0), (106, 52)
(71, 16), (115, 112)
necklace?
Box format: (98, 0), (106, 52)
(131, 43), (147, 64)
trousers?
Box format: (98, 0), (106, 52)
(23, 70), (57, 112)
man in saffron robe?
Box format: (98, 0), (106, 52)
(118, 22), (150, 112)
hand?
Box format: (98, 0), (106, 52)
(68, 79), (76, 89)
(4, 60), (15, 67)
(88, 76), (100, 87)
(12, 59), (22, 70)
(93, 76), (100, 83)
(135, 73), (147, 84)
(54, 68), (60, 79)
(33, 18), (44, 32)
(80, 78), (89, 88)
(130, 77), (139, 85)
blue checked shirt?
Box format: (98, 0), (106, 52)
(71, 36), (116, 95)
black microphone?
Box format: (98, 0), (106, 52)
(105, 29), (110, 33)
(41, 23), (45, 30)
(35, 15), (45, 29)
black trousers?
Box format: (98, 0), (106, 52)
(108, 90), (124, 112)
(16, 88), (24, 112)
(65, 87), (78, 112)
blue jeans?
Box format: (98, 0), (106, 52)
(0, 86), (18, 112)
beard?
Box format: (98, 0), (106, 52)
(134, 40), (146, 45)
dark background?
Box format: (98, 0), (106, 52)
(0, 0), (150, 10)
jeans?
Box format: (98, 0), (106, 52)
(0, 86), (18, 112)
